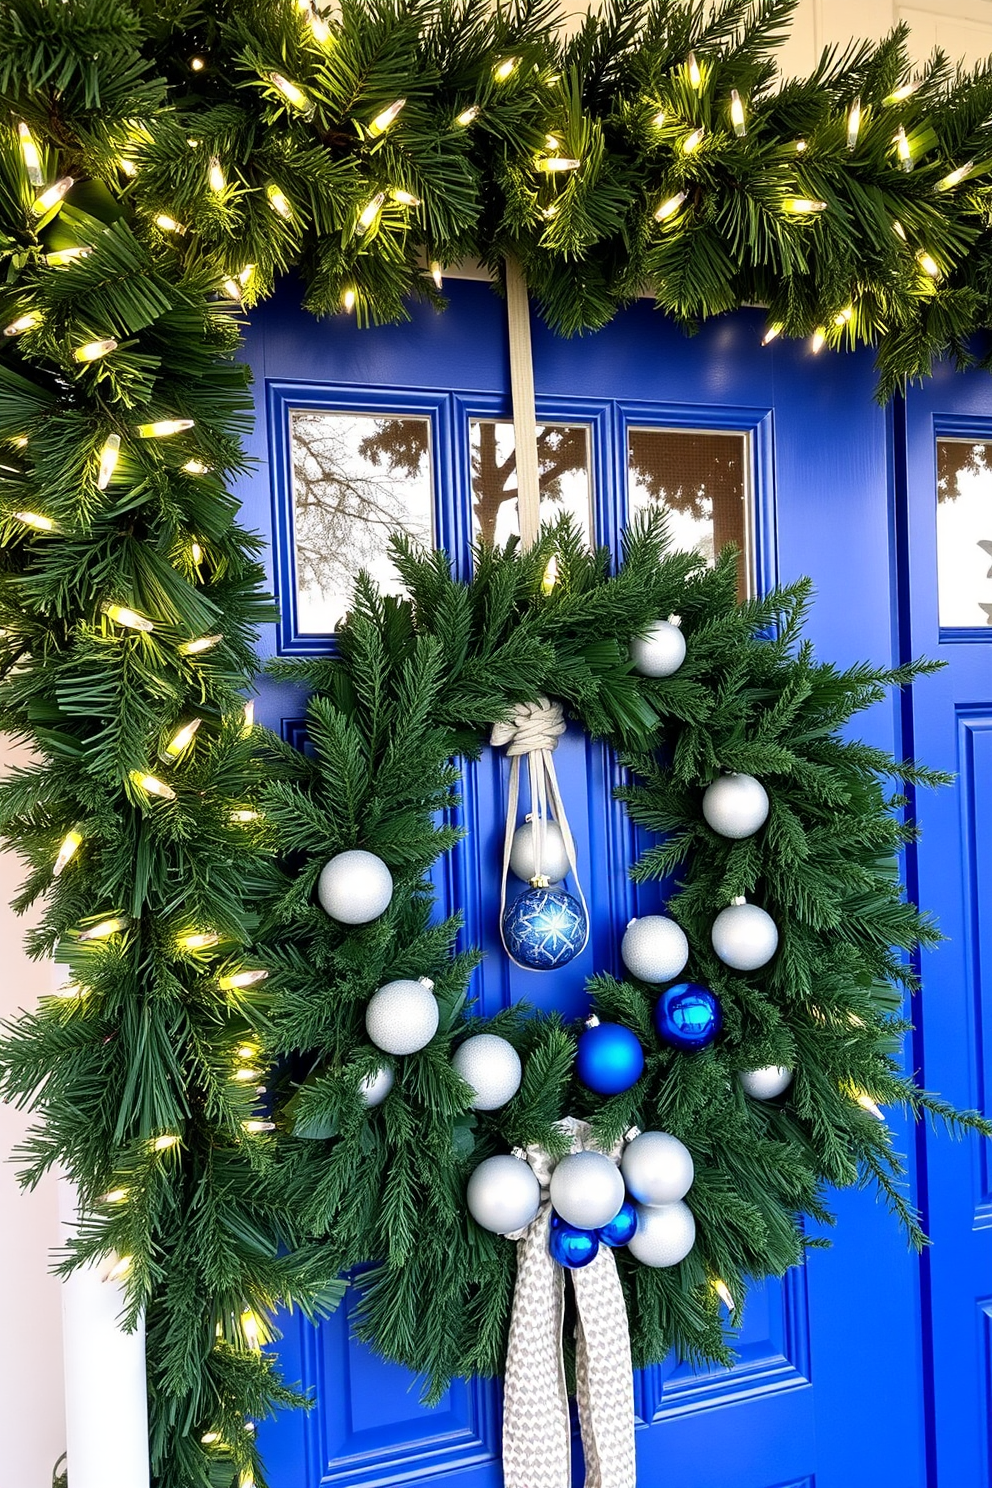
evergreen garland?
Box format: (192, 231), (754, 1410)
(0, 2), (990, 1486)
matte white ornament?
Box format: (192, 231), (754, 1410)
(621, 1130), (694, 1205)
(318, 849), (393, 924)
(365, 977), (438, 1055)
(620, 915), (689, 984)
(509, 817), (570, 884)
(702, 773), (770, 839)
(549, 1150), (625, 1231)
(467, 1154), (542, 1235)
(358, 1065), (394, 1106)
(711, 898), (779, 971)
(453, 1034), (523, 1110)
(627, 1200), (696, 1267)
(630, 618), (686, 678)
(738, 1065), (793, 1100)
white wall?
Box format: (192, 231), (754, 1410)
(4, 3), (992, 1483)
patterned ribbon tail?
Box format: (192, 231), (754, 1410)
(502, 1206), (636, 1488)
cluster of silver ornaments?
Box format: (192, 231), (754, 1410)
(711, 898), (779, 971)
(701, 773), (770, 839)
(466, 1154), (541, 1234)
(318, 849), (393, 924)
(365, 977), (438, 1055)
(452, 1034), (522, 1110)
(627, 1200), (697, 1268)
(509, 816), (570, 884)
(630, 617), (686, 678)
(621, 1130), (697, 1268)
(738, 1065), (793, 1100)
(549, 1151), (625, 1231)
(620, 914), (689, 984)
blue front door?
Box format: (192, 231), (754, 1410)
(234, 278), (984, 1488)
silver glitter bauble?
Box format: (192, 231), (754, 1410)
(365, 977), (438, 1055)
(509, 818), (570, 884)
(620, 1131), (694, 1205)
(620, 915), (689, 984)
(317, 849), (393, 924)
(738, 1065), (793, 1100)
(549, 1151), (625, 1231)
(452, 1034), (522, 1110)
(630, 619), (686, 678)
(358, 1065), (394, 1107)
(701, 774), (770, 839)
(627, 1200), (696, 1267)
(711, 900), (779, 970)
(467, 1154), (541, 1235)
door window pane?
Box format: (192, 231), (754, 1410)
(627, 428), (751, 598)
(470, 421), (592, 545)
(937, 439), (992, 628)
(289, 410), (432, 633)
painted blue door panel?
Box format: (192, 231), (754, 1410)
(234, 281), (933, 1488)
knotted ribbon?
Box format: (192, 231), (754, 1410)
(502, 1118), (637, 1488)
(491, 697), (590, 968)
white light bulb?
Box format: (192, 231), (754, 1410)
(136, 418), (194, 438)
(97, 434), (120, 489)
(102, 602), (153, 631)
(73, 338), (118, 363)
(33, 176), (73, 214)
(370, 99), (405, 134)
(730, 90), (745, 137)
(654, 191), (686, 222)
(846, 98), (861, 151)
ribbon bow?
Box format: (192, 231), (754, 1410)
(502, 1118), (636, 1488)
(491, 697), (589, 968)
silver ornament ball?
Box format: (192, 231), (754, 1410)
(358, 1065), (394, 1107)
(630, 619), (686, 678)
(738, 1065), (793, 1100)
(453, 1034), (523, 1110)
(711, 900), (779, 971)
(318, 849), (393, 924)
(467, 1154), (541, 1235)
(365, 977), (438, 1055)
(621, 915), (689, 984)
(509, 817), (570, 884)
(702, 774), (770, 839)
(549, 1151), (625, 1231)
(621, 1130), (694, 1205)
(627, 1200), (696, 1267)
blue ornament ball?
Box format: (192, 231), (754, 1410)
(502, 885), (587, 971)
(654, 982), (722, 1051)
(576, 1022), (645, 1095)
(596, 1200), (638, 1249)
(549, 1212), (600, 1269)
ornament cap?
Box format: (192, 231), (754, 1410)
(529, 874), (551, 888)
(417, 976), (436, 991)
(626, 917), (637, 929)
(585, 1014), (600, 1028)
(624, 1125), (642, 1143)
(667, 614), (682, 627)
(730, 896), (747, 907)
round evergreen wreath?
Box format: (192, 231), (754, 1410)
(258, 518), (985, 1398)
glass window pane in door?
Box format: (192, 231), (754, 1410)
(627, 428), (750, 598)
(289, 410), (432, 633)
(936, 439), (992, 628)
(470, 421), (592, 545)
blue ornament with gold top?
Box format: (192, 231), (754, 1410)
(549, 1211), (599, 1269)
(654, 981), (722, 1050)
(502, 883), (587, 971)
(576, 1018), (644, 1095)
(596, 1200), (638, 1248)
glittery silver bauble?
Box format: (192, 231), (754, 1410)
(620, 1131), (694, 1205)
(358, 1065), (394, 1107)
(467, 1154), (541, 1235)
(620, 915), (689, 984)
(627, 1200), (696, 1267)
(365, 977), (438, 1055)
(629, 619), (686, 678)
(711, 900), (779, 971)
(701, 774), (770, 839)
(452, 1034), (522, 1110)
(317, 849), (393, 924)
(509, 817), (570, 884)
(738, 1065), (793, 1100)
(549, 1151), (625, 1231)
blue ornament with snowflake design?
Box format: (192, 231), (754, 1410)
(502, 884), (588, 970)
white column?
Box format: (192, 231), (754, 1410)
(60, 1175), (150, 1488)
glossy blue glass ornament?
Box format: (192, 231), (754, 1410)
(654, 982), (722, 1050)
(576, 1021), (645, 1094)
(502, 885), (587, 971)
(548, 1211), (599, 1269)
(596, 1200), (638, 1248)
